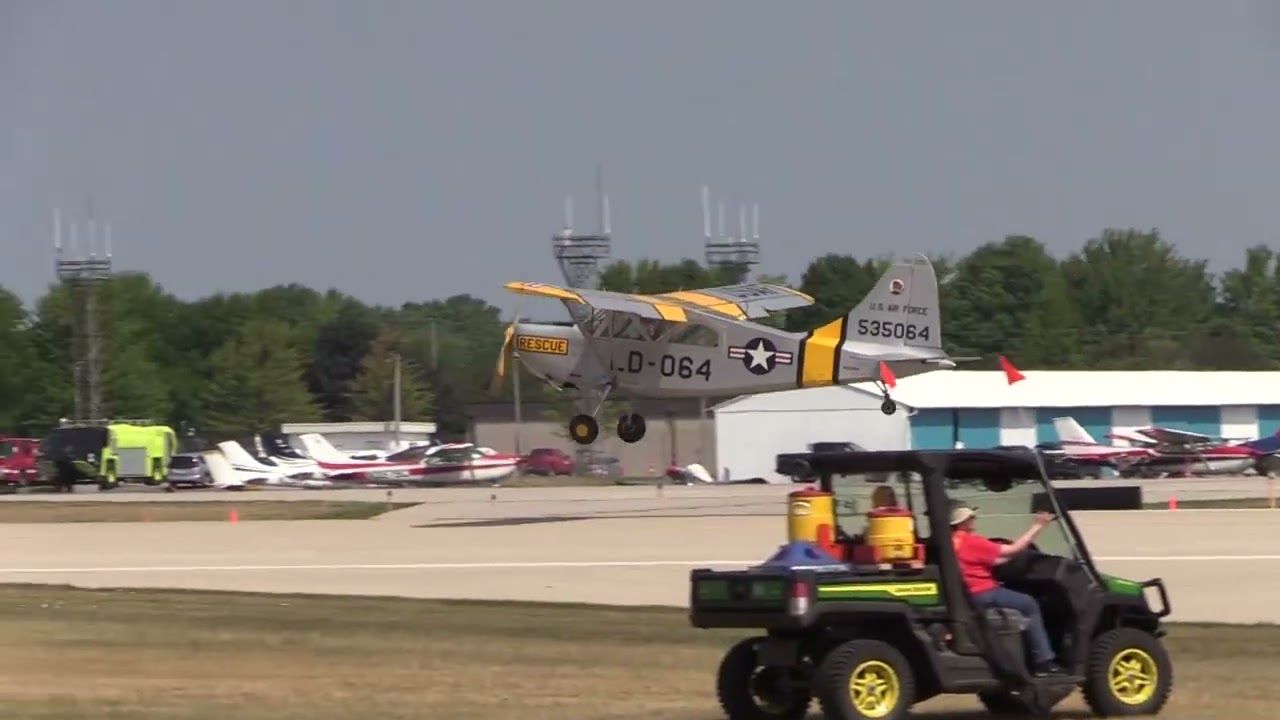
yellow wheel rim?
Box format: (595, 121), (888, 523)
(571, 421), (589, 440)
(1108, 648), (1158, 706)
(848, 660), (900, 718)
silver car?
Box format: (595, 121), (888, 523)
(166, 453), (211, 488)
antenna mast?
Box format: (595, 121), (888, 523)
(703, 186), (760, 279)
(54, 205), (114, 425)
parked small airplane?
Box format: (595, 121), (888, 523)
(492, 254), (967, 445)
(1051, 417), (1159, 471)
(1055, 417), (1280, 477)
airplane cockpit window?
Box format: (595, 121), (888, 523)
(611, 314), (651, 341)
(667, 324), (720, 347)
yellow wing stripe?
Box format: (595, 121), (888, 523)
(652, 302), (687, 321)
(503, 282), (585, 303)
(797, 316), (846, 387)
(657, 291), (748, 319)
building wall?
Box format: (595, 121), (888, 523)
(999, 408), (1037, 447)
(1151, 406), (1220, 437)
(1035, 407), (1111, 445)
(909, 409), (954, 449)
(471, 417), (714, 476)
(1255, 405), (1280, 437)
(716, 406), (910, 483)
(1109, 407), (1152, 446)
(322, 431), (434, 453)
(1220, 406), (1258, 441)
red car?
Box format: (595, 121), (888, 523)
(521, 448), (574, 476)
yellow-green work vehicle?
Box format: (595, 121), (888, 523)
(38, 422), (177, 491)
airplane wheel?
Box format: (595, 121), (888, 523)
(569, 414), (599, 445)
(617, 413), (647, 443)
(880, 398), (897, 415)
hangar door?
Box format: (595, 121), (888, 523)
(909, 409), (1000, 449)
(1258, 406), (1280, 438)
(1036, 407), (1111, 445)
(910, 409), (953, 450)
(1151, 406), (1221, 438)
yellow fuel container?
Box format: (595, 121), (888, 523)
(864, 507), (916, 560)
(787, 488), (835, 546)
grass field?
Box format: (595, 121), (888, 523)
(0, 584), (1273, 719)
(0, 501), (415, 523)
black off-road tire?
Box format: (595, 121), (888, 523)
(815, 638), (915, 720)
(1082, 627), (1173, 716)
(716, 637), (811, 720)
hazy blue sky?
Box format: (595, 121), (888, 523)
(4, 1), (1280, 315)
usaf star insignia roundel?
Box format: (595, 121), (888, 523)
(727, 337), (795, 375)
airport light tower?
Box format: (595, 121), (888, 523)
(702, 185), (760, 284)
(552, 167), (613, 293)
(52, 208), (113, 425)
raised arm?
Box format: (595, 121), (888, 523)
(998, 511), (1055, 557)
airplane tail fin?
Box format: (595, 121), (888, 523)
(846, 255), (942, 351)
(1053, 416), (1097, 445)
(297, 433), (352, 464)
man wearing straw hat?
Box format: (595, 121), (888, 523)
(950, 501), (1065, 676)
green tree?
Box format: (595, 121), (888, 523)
(785, 254), (890, 331)
(0, 288), (30, 432)
(393, 294), (507, 438)
(939, 236), (1073, 363)
(199, 319), (321, 438)
(308, 303), (383, 420)
(1062, 229), (1216, 368)
(349, 330), (435, 421)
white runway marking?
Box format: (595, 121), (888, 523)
(1, 554), (1280, 574)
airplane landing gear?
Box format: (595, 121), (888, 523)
(874, 379), (897, 415)
(617, 413), (647, 443)
(569, 414), (599, 445)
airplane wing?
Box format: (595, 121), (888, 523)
(1135, 426), (1216, 446)
(504, 281), (814, 323)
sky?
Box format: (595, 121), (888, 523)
(4, 1), (1280, 316)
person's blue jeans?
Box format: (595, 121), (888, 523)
(972, 586), (1055, 665)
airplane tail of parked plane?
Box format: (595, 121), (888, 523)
(297, 433), (354, 464)
(845, 255), (943, 351)
(218, 440), (274, 471)
(201, 450), (250, 489)
(1054, 416), (1098, 445)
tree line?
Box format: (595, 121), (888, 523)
(0, 228), (1276, 440)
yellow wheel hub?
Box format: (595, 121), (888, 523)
(848, 659), (900, 718)
(1108, 648), (1158, 705)
(571, 422), (589, 439)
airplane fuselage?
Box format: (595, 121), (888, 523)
(512, 318), (950, 399)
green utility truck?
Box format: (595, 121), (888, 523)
(689, 448), (1172, 719)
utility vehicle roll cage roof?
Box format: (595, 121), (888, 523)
(775, 448), (1050, 483)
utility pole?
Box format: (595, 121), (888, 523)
(511, 342), (523, 464)
(392, 352), (402, 451)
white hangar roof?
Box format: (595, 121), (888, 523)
(849, 370), (1280, 410)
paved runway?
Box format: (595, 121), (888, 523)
(5, 473), (1273, 505)
(0, 483), (1275, 624)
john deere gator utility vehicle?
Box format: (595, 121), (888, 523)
(689, 448), (1172, 719)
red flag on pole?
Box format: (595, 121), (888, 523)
(999, 355), (1025, 385)
(878, 361), (897, 388)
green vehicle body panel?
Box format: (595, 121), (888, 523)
(99, 424), (177, 479)
(1102, 574), (1145, 597)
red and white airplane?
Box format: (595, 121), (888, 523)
(1051, 417), (1159, 471)
(1106, 425), (1275, 477)
(1054, 417), (1277, 477)
(295, 433), (520, 485)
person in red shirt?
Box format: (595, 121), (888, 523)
(950, 502), (1064, 676)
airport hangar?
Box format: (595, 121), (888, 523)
(712, 370), (1280, 484)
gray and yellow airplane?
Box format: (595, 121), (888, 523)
(491, 254), (959, 445)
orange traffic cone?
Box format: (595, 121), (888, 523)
(229, 507), (239, 524)
(1168, 493), (1178, 511)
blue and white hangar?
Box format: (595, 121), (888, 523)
(712, 370), (1280, 483)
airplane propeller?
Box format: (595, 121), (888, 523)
(488, 316), (520, 395)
